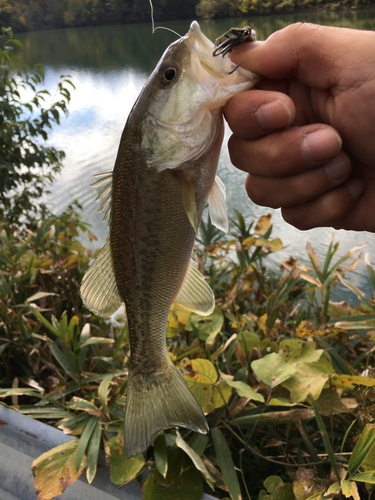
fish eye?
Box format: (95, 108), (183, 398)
(163, 68), (176, 81)
(159, 63), (179, 85)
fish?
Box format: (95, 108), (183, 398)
(80, 21), (259, 458)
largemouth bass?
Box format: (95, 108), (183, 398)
(81, 21), (259, 457)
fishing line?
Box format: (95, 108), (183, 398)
(148, 0), (181, 38)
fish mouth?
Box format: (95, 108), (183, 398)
(186, 21), (240, 79)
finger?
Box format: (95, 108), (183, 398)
(231, 24), (375, 89)
(245, 152), (351, 208)
(223, 89), (295, 140)
(228, 124), (342, 177)
(281, 178), (365, 230)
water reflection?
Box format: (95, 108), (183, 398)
(18, 12), (375, 300)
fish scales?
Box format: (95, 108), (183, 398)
(80, 20), (260, 457)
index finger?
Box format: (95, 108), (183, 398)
(231, 23), (375, 89)
(224, 89), (295, 140)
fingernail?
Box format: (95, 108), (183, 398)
(324, 154), (350, 182)
(302, 129), (342, 163)
(347, 178), (365, 198)
(256, 100), (292, 129)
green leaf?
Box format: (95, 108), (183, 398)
(142, 451), (203, 500)
(61, 413), (91, 431)
(251, 353), (296, 388)
(26, 291), (58, 302)
(327, 482), (341, 494)
(31, 440), (86, 500)
(154, 432), (168, 477)
(69, 397), (99, 414)
(278, 339), (304, 362)
(341, 479), (360, 500)
(86, 419), (101, 484)
(28, 304), (60, 336)
(211, 428), (241, 500)
(48, 339), (75, 378)
(282, 362), (329, 402)
(0, 342), (9, 356)
(75, 417), (97, 470)
(176, 430), (215, 489)
(221, 374), (264, 402)
(108, 428), (144, 485)
(287, 341), (323, 365)
(350, 471), (375, 484)
(80, 337), (114, 348)
(187, 308), (223, 342)
(188, 433), (209, 458)
(311, 398), (340, 481)
(348, 424), (375, 476)
(262, 476), (295, 499)
(98, 374), (113, 417)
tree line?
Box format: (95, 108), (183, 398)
(0, 0), (197, 32)
(0, 0), (374, 33)
(196, 0), (375, 18)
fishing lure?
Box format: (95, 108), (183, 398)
(213, 26), (256, 57)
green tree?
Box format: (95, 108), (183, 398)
(0, 27), (73, 222)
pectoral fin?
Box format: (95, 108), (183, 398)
(207, 175), (228, 233)
(182, 176), (198, 233)
(80, 239), (122, 318)
(174, 260), (214, 315)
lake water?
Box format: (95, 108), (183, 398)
(18, 11), (375, 301)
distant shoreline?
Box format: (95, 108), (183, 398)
(3, 0), (375, 34)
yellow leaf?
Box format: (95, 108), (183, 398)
(242, 236), (256, 250)
(182, 358), (217, 384)
(88, 230), (97, 241)
(306, 242), (322, 274)
(175, 307), (191, 326)
(257, 313), (278, 337)
(32, 440), (86, 500)
(295, 321), (316, 338)
(332, 374), (375, 390)
(168, 352), (176, 362)
(181, 359), (230, 413)
(255, 236), (283, 252)
(341, 480), (360, 500)
(254, 213), (272, 234)
(166, 306), (192, 338)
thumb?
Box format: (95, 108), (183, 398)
(231, 23), (372, 89)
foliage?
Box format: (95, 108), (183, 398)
(1, 0), (375, 32)
(0, 27), (73, 222)
(2, 207), (375, 499)
(0, 0), (198, 32)
(196, 0), (375, 18)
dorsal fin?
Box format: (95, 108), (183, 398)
(207, 175), (228, 233)
(174, 260), (214, 315)
(80, 239), (122, 318)
(90, 172), (113, 227)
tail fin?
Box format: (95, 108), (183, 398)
(124, 360), (208, 458)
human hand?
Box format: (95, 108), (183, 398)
(224, 23), (375, 232)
